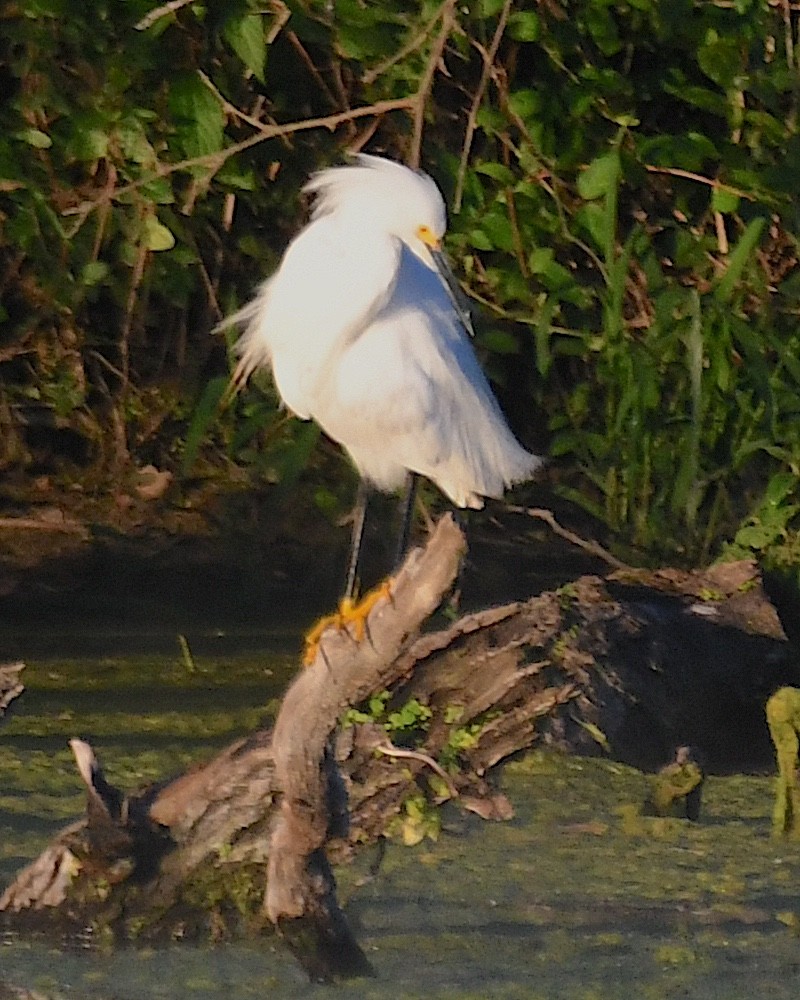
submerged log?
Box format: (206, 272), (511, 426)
(1, 517), (796, 981)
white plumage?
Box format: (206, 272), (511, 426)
(227, 154), (542, 509)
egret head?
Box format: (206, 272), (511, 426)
(304, 154), (447, 267)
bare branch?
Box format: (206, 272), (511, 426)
(454, 0), (512, 211)
(506, 505), (632, 571)
(644, 165), (756, 201)
(409, 0), (456, 169)
(0, 516), (88, 537)
(62, 99), (417, 225)
(135, 0), (198, 31)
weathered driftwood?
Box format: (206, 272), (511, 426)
(0, 662), (24, 719)
(263, 511), (465, 978)
(0, 515), (467, 981)
(1, 520), (797, 982)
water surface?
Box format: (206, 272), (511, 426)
(1, 644), (799, 999)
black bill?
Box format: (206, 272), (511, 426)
(431, 247), (475, 338)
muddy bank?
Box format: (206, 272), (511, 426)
(0, 485), (607, 645)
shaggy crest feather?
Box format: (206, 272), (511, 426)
(304, 154), (445, 235)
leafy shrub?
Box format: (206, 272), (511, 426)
(1, 0), (799, 563)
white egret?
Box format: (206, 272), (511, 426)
(222, 154), (542, 634)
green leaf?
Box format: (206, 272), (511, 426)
(14, 129), (52, 149)
(169, 73), (225, 161)
(478, 329), (519, 355)
(66, 125), (108, 162)
(583, 5), (622, 56)
(663, 75), (730, 116)
(508, 88), (541, 121)
(764, 472), (798, 506)
(140, 176), (175, 204)
(117, 119), (156, 166)
(478, 210), (515, 252)
(713, 216), (766, 303)
(534, 297), (559, 376)
(638, 132), (719, 171)
(475, 162), (515, 185)
(529, 248), (574, 292)
(270, 421), (321, 491)
(577, 151), (621, 201)
(734, 521), (780, 549)
(577, 719), (610, 750)
(469, 229), (494, 251)
(711, 187), (740, 214)
(698, 36), (745, 89)
(80, 261), (110, 287)
(143, 216), (176, 251)
(216, 162), (258, 190)
(507, 11), (539, 41)
(368, 692), (389, 717)
(182, 376), (229, 474)
(576, 201), (610, 253)
(223, 12), (266, 82)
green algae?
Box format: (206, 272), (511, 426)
(3, 657), (800, 998)
(766, 686), (800, 836)
(646, 751), (703, 819)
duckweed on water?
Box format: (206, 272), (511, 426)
(3, 657), (800, 997)
(1, 707), (273, 740)
(17, 653), (295, 690)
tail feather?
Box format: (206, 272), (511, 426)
(214, 283), (273, 400)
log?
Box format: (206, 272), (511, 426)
(0, 516), (468, 981)
(1, 521), (797, 982)
(263, 512), (465, 979)
(0, 662), (24, 720)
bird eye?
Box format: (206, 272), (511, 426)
(417, 224), (438, 247)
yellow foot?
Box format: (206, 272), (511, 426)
(303, 579), (393, 665)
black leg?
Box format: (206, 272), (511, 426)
(344, 480), (369, 600)
(394, 473), (418, 568)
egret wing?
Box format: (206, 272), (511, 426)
(316, 247), (540, 505)
(231, 219), (400, 419)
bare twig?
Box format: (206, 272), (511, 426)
(198, 71), (275, 134)
(0, 516), (88, 537)
(287, 30), (341, 111)
(135, 0), (198, 30)
(454, 0), (512, 211)
(409, 0), (456, 168)
(782, 0), (797, 67)
(714, 210), (729, 255)
(644, 165), (755, 201)
(375, 740), (459, 798)
(266, 0), (292, 45)
(63, 99), (416, 226)
(506, 505), (633, 571)
(501, 139), (530, 278)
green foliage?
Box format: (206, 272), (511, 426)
(2, 0), (800, 564)
(723, 472), (800, 562)
(385, 791), (441, 847)
(439, 720), (484, 770)
(344, 692), (491, 778)
(342, 692), (432, 736)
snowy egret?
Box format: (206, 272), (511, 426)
(222, 154), (542, 611)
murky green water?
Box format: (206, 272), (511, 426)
(2, 644), (800, 999)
